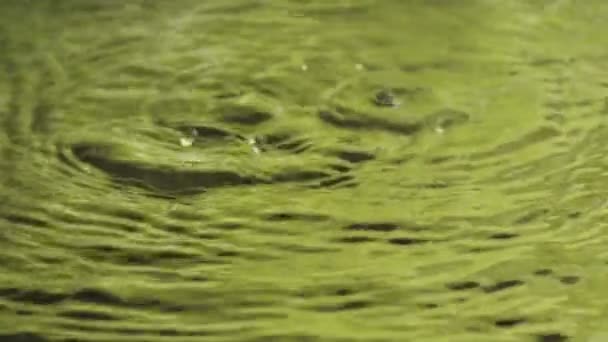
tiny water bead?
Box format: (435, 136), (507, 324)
(179, 137), (194, 147)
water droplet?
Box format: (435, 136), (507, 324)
(179, 137), (194, 147)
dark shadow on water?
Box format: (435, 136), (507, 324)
(483, 280), (524, 293)
(344, 222), (399, 232)
(216, 103), (274, 125)
(58, 309), (119, 321)
(318, 109), (422, 135)
(388, 237), (430, 245)
(332, 149), (375, 164)
(0, 332), (48, 342)
(71, 143), (264, 194)
(446, 281), (481, 291)
(263, 212), (329, 222)
(536, 333), (569, 342)
(70, 142), (339, 195)
(495, 317), (527, 328)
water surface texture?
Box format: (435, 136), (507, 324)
(1, 1), (608, 341)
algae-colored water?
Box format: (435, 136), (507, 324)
(1, 1), (608, 341)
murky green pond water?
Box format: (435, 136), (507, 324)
(2, 1), (608, 341)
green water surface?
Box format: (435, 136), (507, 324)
(1, 1), (608, 341)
